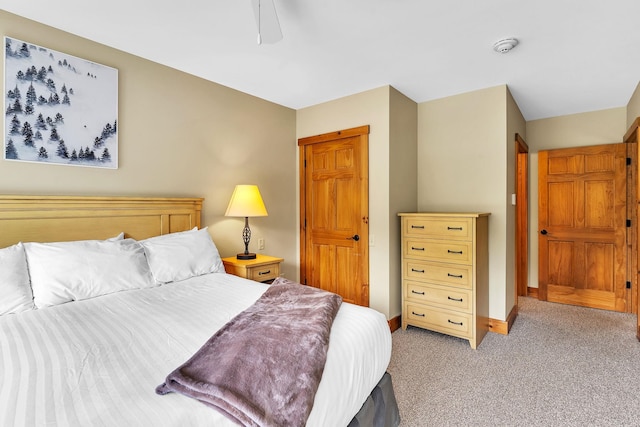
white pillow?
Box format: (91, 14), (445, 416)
(25, 238), (156, 308)
(0, 243), (34, 315)
(140, 227), (224, 284)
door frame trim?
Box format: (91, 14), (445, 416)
(622, 118), (639, 339)
(298, 125), (370, 147)
(515, 133), (529, 300)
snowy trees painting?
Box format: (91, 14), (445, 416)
(4, 37), (118, 168)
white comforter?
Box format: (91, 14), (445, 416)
(0, 273), (391, 426)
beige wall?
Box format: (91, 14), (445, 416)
(418, 85), (513, 320)
(389, 87), (418, 318)
(527, 108), (626, 151)
(525, 107), (627, 289)
(296, 86), (413, 318)
(627, 81), (640, 128)
(0, 10), (299, 278)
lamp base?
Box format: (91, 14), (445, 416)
(237, 252), (257, 260)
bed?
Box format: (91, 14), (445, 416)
(0, 195), (399, 427)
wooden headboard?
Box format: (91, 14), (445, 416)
(0, 195), (203, 248)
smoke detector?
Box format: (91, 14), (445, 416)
(493, 38), (519, 53)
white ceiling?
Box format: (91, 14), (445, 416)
(3, 0), (640, 120)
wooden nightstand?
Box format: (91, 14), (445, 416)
(222, 254), (284, 283)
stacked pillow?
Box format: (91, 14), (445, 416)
(0, 227), (224, 314)
(140, 227), (224, 284)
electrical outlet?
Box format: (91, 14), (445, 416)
(258, 238), (265, 250)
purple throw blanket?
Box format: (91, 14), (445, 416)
(156, 278), (342, 427)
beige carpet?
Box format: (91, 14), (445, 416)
(387, 297), (640, 426)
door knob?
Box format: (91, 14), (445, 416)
(347, 234), (360, 241)
(540, 229), (548, 235)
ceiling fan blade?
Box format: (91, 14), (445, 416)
(251, 0), (283, 44)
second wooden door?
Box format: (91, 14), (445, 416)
(538, 143), (628, 312)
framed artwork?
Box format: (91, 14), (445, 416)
(4, 37), (118, 168)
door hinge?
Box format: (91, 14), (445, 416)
(627, 281), (631, 289)
(627, 157), (632, 166)
(627, 219), (632, 227)
(304, 159), (307, 168)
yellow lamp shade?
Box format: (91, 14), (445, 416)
(225, 185), (268, 218)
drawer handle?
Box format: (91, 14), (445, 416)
(447, 249), (463, 255)
(447, 273), (463, 279)
(447, 296), (463, 302)
(411, 268), (425, 273)
(411, 225), (425, 229)
(258, 270), (271, 275)
(411, 290), (425, 295)
(447, 226), (463, 231)
(411, 246), (425, 251)
(448, 319), (463, 326)
(412, 311), (425, 317)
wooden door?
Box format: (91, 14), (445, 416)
(538, 143), (628, 312)
(298, 126), (369, 306)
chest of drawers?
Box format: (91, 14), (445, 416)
(398, 213), (490, 349)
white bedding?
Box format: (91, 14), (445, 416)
(0, 272), (391, 426)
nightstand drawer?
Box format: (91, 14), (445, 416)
(246, 264), (280, 282)
(222, 254), (284, 283)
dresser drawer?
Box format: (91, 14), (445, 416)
(404, 281), (473, 313)
(404, 217), (472, 241)
(404, 260), (472, 288)
(404, 302), (473, 338)
(404, 239), (473, 264)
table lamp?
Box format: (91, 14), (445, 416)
(225, 185), (268, 260)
